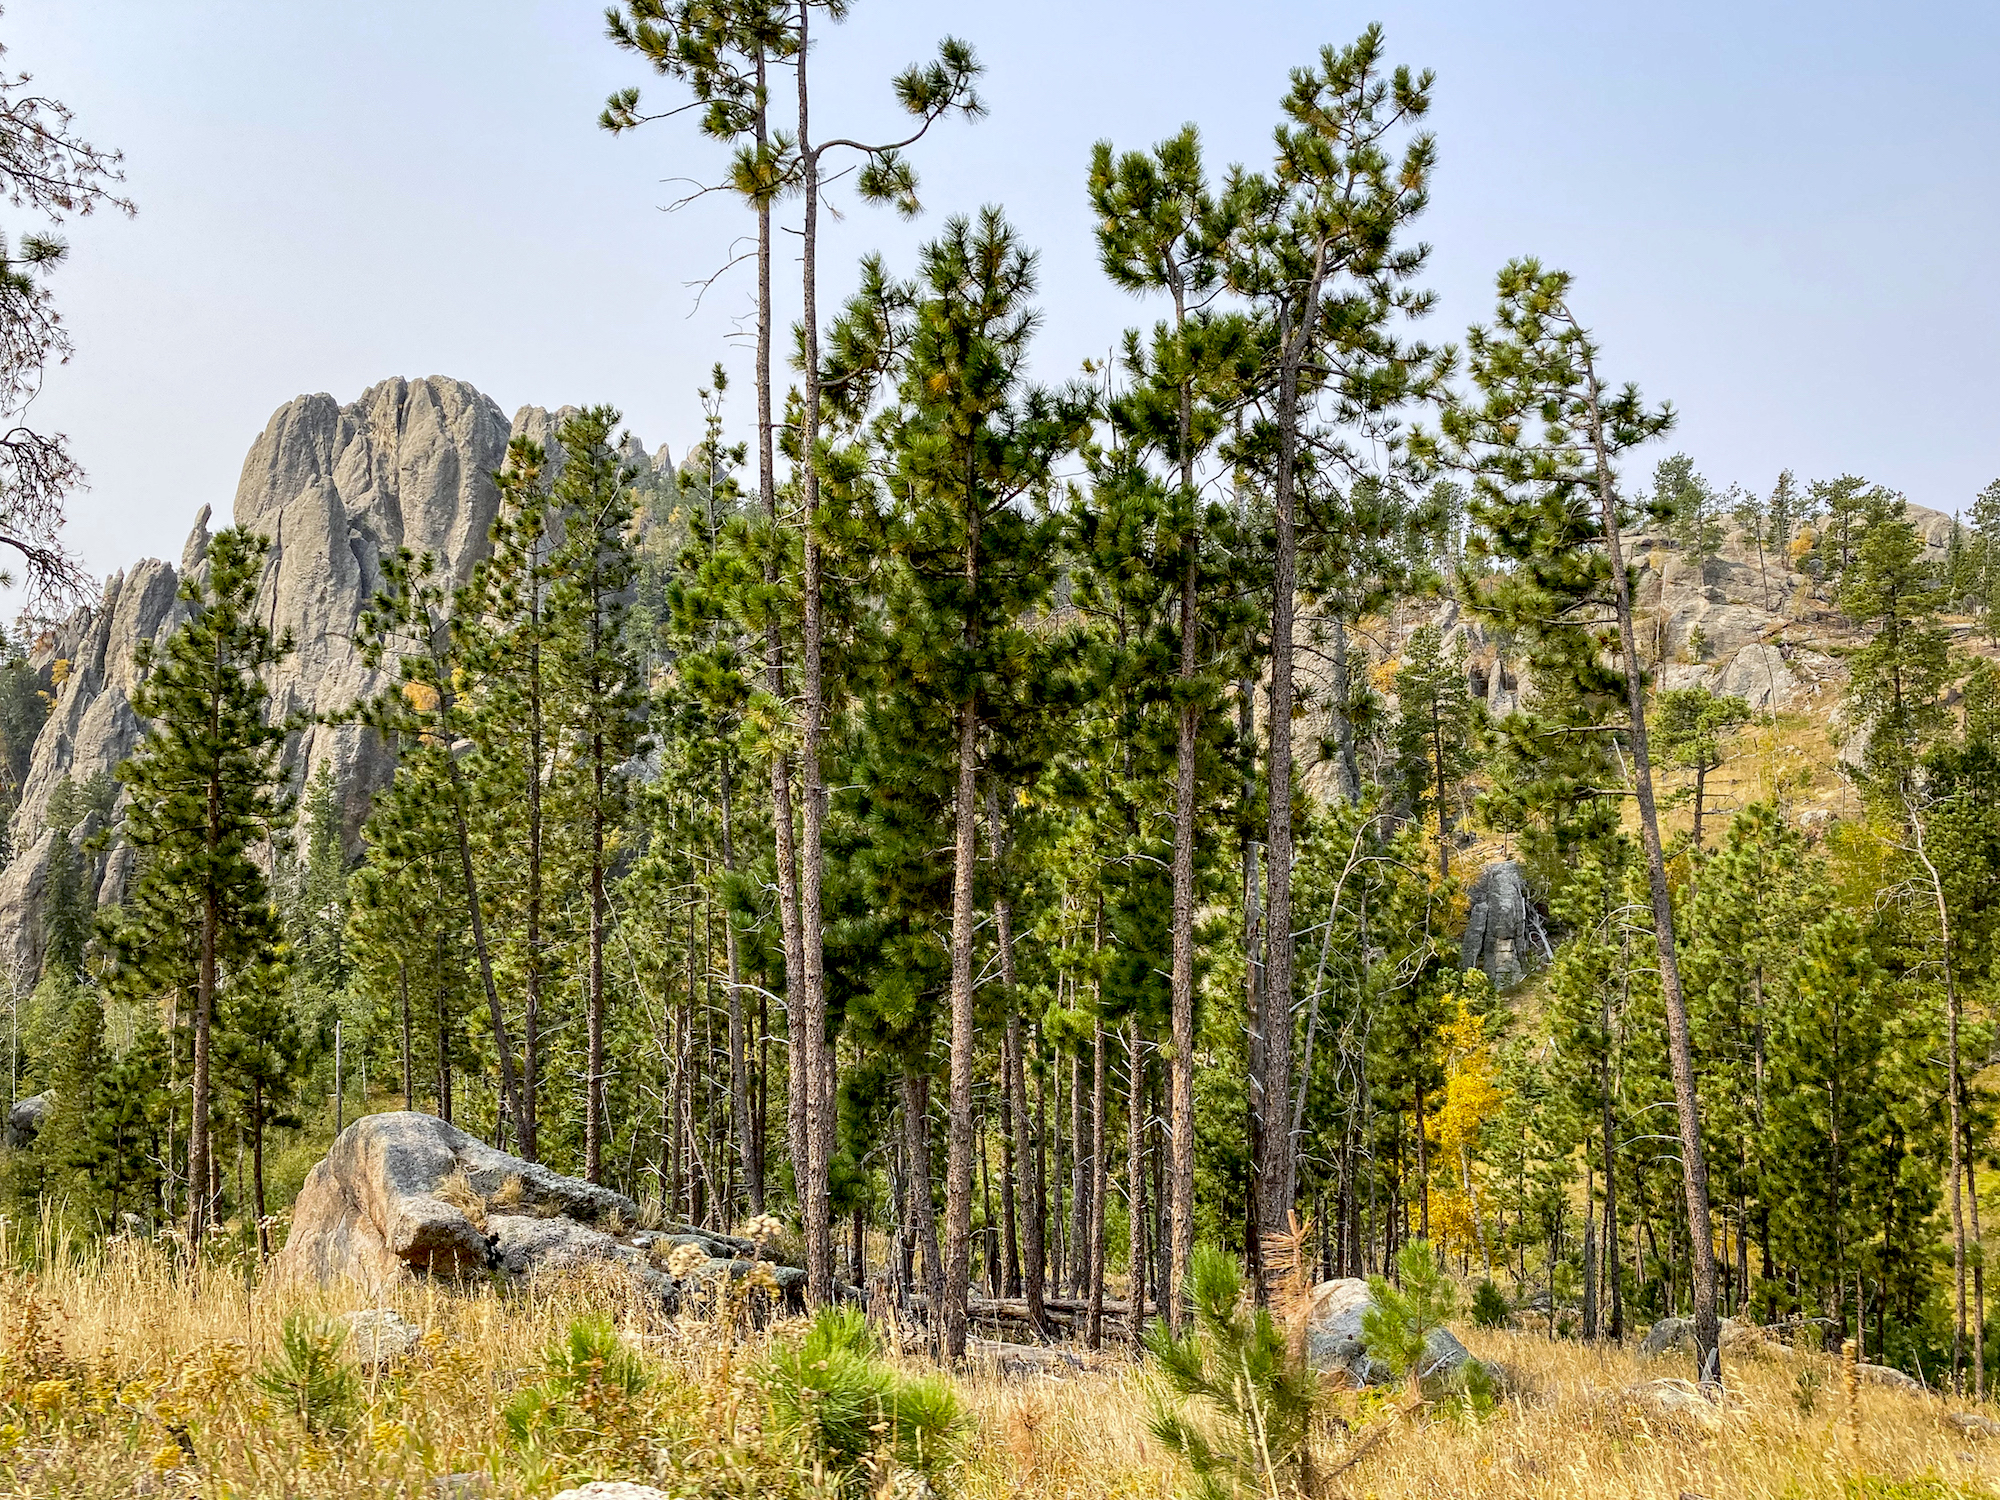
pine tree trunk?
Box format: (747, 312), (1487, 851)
(1086, 1018), (1107, 1349)
(1257, 301), (1318, 1261)
(435, 931), (452, 1124)
(748, 42), (784, 1239)
(943, 681), (980, 1359)
(1239, 666), (1265, 1288)
(1128, 1017), (1146, 1341)
(524, 604), (544, 1164)
(1415, 1079), (1430, 1239)
(791, 0), (836, 1312)
(585, 723), (608, 1183)
(980, 1105), (1000, 1297)
(1583, 354), (1721, 1390)
(1602, 1047), (1625, 1341)
(719, 755), (753, 1218)
(188, 754), (219, 1250)
(1009, 1010), (1046, 1333)
(436, 669), (527, 1141)
(1168, 418), (1200, 1336)
(253, 1084), (268, 1258)
(902, 1068), (944, 1347)
(1068, 1048), (1087, 1295)
(1583, 1155), (1599, 1339)
(1000, 1017), (1021, 1296)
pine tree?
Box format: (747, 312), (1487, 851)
(788, 10), (983, 1312)
(1967, 478), (2000, 640)
(1812, 474), (1870, 599)
(1652, 686), (1751, 848)
(38, 992), (167, 1231)
(355, 548), (529, 1146)
(212, 950), (305, 1254)
(349, 737), (477, 1121)
(665, 366), (762, 1215)
(1440, 259), (1724, 1388)
(459, 436), (561, 1159)
(1088, 119), (1247, 1331)
(1224, 25), (1439, 1268)
(1390, 623), (1477, 876)
(1728, 482), (1773, 608)
(547, 406), (649, 1183)
(1840, 490), (1947, 793)
(0, 45), (133, 609)
(113, 527), (292, 1247)
(1766, 468), (1804, 553)
(1656, 454), (1722, 576)
(864, 208), (1089, 1356)
(285, 765), (351, 994)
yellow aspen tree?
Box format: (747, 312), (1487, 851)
(1427, 993), (1505, 1273)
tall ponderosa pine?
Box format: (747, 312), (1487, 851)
(1652, 685), (1751, 849)
(356, 550), (529, 1146)
(873, 209), (1089, 1357)
(1840, 491), (1947, 793)
(1224, 26), (1438, 1261)
(1391, 622), (1477, 876)
(461, 437), (561, 1159)
(606, 0), (984, 1304)
(548, 406), (649, 1183)
(1440, 259), (1725, 1388)
(115, 527), (292, 1247)
(1088, 122), (1248, 1327)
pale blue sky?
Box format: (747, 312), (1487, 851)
(10, 1), (1999, 586)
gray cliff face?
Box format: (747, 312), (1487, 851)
(232, 375), (517, 843)
(0, 375), (673, 967)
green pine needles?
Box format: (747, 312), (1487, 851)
(254, 1313), (357, 1437)
(763, 1305), (968, 1494)
(114, 526), (293, 1247)
(1146, 1245), (1322, 1500)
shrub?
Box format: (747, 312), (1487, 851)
(764, 1305), (967, 1493)
(1470, 1279), (1509, 1329)
(253, 1313), (356, 1437)
(502, 1313), (651, 1456)
(1146, 1244), (1321, 1500)
(1364, 1240), (1493, 1415)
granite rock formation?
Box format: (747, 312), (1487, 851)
(0, 377), (673, 974)
(276, 1111), (800, 1308)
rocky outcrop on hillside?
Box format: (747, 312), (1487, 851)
(0, 377), (673, 976)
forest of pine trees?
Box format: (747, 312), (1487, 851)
(10, 9), (2000, 1402)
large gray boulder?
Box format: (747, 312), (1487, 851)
(1304, 1276), (1474, 1388)
(1461, 860), (1531, 985)
(6, 1092), (50, 1149)
(276, 1110), (640, 1290)
(1714, 642), (1804, 712)
(276, 1111), (790, 1309)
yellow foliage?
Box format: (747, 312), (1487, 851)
(1789, 527), (1817, 562)
(401, 680), (440, 714)
(49, 658), (68, 688)
(1426, 996), (1505, 1263)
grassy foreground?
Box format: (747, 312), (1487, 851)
(0, 1240), (1991, 1499)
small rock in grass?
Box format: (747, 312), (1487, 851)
(342, 1308), (421, 1368)
(549, 1485), (673, 1500)
(1859, 1362), (1927, 1396)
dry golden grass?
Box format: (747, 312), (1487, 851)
(0, 1236), (1995, 1499)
